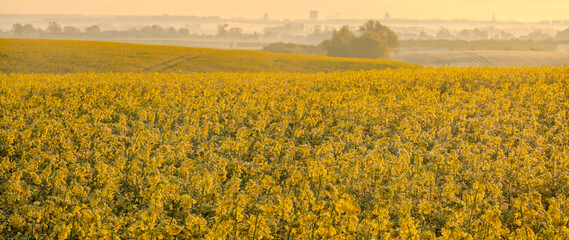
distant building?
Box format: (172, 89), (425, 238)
(492, 12), (496, 22)
(264, 13), (269, 21)
(384, 12), (390, 21)
(310, 11), (318, 21)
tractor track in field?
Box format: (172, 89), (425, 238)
(139, 53), (201, 73)
(435, 56), (451, 66)
(465, 52), (495, 67)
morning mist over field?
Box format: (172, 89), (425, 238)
(2, 0), (569, 66)
(1, 0), (569, 22)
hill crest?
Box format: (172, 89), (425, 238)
(0, 39), (421, 74)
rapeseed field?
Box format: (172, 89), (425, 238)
(1, 67), (568, 239)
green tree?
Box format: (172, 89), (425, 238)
(63, 26), (81, 35)
(178, 28), (190, 37)
(217, 24), (229, 37)
(85, 25), (101, 36)
(12, 23), (38, 37)
(46, 21), (63, 35)
(140, 25), (165, 37)
(359, 20), (399, 51)
(350, 32), (389, 59)
(227, 27), (243, 38)
(326, 26), (355, 57)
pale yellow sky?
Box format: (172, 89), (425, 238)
(1, 0), (567, 22)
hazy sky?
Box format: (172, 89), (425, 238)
(1, 0), (567, 22)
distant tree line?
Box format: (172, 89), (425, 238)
(4, 21), (568, 54)
(264, 20), (399, 59)
(4, 22), (264, 39)
(414, 27), (569, 41)
(264, 24), (569, 57)
(6, 22), (191, 39)
(1, 21), (332, 44)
